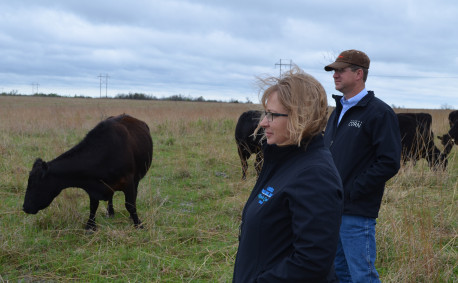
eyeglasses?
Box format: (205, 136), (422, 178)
(264, 111), (288, 122)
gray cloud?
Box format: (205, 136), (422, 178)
(0, 0), (457, 108)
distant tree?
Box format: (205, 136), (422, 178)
(115, 93), (157, 100)
(0, 90), (19, 96)
(165, 94), (194, 101)
(74, 95), (92, 99)
(391, 104), (405, 110)
(441, 103), (453, 110)
(33, 93), (60, 97)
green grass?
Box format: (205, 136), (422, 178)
(0, 96), (456, 282)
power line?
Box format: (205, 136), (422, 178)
(294, 66), (458, 79)
(371, 75), (458, 79)
(275, 59), (293, 77)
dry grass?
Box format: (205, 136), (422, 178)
(379, 161), (457, 282)
(0, 96), (456, 282)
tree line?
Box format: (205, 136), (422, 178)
(0, 91), (252, 104)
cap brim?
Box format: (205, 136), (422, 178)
(324, 61), (351, 71)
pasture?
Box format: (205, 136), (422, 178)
(0, 96), (456, 282)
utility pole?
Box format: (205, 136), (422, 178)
(275, 59), (293, 77)
(105, 74), (109, 98)
(98, 74), (103, 98)
(31, 83), (40, 94)
(97, 74), (110, 98)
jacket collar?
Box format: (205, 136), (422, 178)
(263, 135), (324, 158)
(333, 91), (375, 111)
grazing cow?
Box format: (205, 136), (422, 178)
(447, 110), (458, 128)
(438, 122), (458, 156)
(397, 113), (447, 169)
(23, 114), (153, 230)
(235, 110), (264, 180)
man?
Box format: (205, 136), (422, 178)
(323, 49), (401, 283)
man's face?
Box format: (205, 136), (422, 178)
(332, 67), (359, 95)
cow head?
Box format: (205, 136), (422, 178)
(438, 133), (456, 159)
(437, 133), (455, 146)
(23, 158), (61, 214)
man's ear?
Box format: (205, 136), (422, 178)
(356, 68), (364, 80)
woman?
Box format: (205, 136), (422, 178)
(233, 68), (343, 282)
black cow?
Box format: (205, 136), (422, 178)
(23, 114), (153, 230)
(438, 122), (458, 156)
(235, 110), (264, 180)
(397, 113), (447, 169)
(447, 110), (458, 128)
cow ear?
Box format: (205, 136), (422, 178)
(33, 158), (43, 168)
(33, 158), (48, 177)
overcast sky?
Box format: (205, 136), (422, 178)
(1, 0), (457, 109)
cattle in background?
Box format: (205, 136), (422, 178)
(23, 114), (153, 230)
(235, 110), (264, 180)
(447, 110), (458, 128)
(438, 121), (458, 156)
(437, 110), (458, 157)
(397, 113), (447, 169)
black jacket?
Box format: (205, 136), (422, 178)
(323, 91), (401, 218)
(233, 135), (343, 283)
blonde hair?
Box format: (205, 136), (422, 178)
(255, 67), (328, 148)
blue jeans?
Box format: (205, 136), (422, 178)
(334, 215), (380, 283)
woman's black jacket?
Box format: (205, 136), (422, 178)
(233, 135), (343, 282)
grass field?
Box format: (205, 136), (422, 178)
(0, 96), (456, 282)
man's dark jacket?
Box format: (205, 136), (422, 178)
(323, 91), (401, 218)
(233, 135), (343, 282)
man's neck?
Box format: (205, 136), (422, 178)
(342, 85), (365, 100)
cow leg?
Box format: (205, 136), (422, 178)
(237, 145), (248, 180)
(240, 158), (248, 180)
(85, 197), (99, 231)
(124, 183), (142, 228)
(106, 196), (115, 217)
(237, 145), (250, 180)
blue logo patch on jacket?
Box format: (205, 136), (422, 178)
(258, 186), (275, 204)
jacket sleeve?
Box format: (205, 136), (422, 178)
(257, 165), (343, 282)
(351, 109), (401, 200)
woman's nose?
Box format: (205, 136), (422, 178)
(259, 115), (268, 127)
